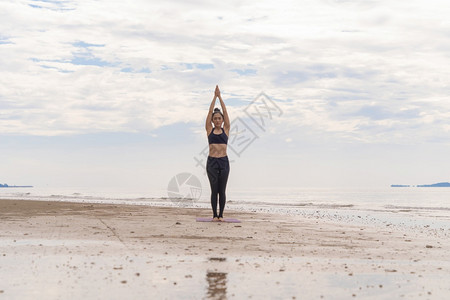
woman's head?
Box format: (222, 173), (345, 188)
(212, 108), (224, 127)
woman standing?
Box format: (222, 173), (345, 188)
(205, 85), (230, 221)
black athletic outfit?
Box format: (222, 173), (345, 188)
(207, 128), (230, 218)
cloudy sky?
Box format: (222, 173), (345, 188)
(1, 0), (450, 193)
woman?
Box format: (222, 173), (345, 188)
(205, 85), (230, 222)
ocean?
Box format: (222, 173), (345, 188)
(1, 186), (449, 235)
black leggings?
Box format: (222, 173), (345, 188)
(206, 156), (230, 218)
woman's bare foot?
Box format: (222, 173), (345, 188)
(212, 217), (220, 222)
(218, 217), (224, 222)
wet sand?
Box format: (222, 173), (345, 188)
(0, 199), (449, 299)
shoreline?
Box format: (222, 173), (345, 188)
(1, 199), (449, 299)
(3, 195), (448, 236)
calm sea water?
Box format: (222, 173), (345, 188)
(1, 186), (449, 232)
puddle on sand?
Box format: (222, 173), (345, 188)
(0, 250), (448, 299)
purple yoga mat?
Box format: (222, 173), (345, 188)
(196, 217), (241, 223)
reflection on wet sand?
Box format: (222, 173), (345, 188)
(206, 271), (228, 299)
(206, 257), (228, 299)
(208, 257), (227, 262)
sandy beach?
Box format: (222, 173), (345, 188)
(0, 199), (449, 299)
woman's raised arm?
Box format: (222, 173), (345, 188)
(205, 88), (217, 134)
(216, 86), (230, 133)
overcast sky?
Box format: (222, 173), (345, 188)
(1, 0), (450, 193)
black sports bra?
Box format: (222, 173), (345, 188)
(208, 128), (228, 145)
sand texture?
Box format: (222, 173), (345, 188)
(0, 199), (449, 299)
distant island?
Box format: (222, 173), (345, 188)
(0, 183), (33, 188)
(391, 182), (450, 187)
(417, 182), (450, 187)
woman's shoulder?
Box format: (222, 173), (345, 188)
(223, 123), (230, 133)
(205, 123), (213, 134)
(223, 127), (230, 137)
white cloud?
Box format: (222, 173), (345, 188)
(0, 0), (449, 146)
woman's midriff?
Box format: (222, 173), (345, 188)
(209, 144), (227, 158)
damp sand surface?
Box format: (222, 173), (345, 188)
(0, 199), (449, 299)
